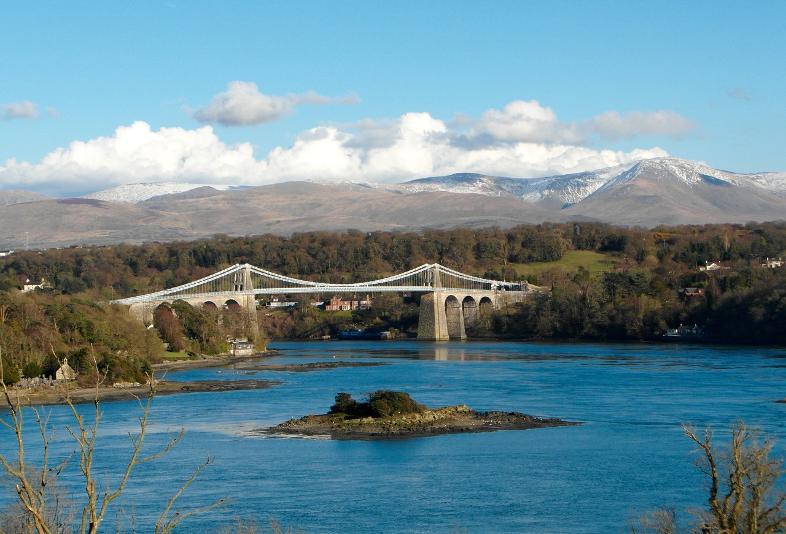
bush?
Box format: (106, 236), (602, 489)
(330, 392), (358, 414)
(22, 361), (42, 379)
(0, 357), (20, 385)
(328, 390), (425, 418)
(368, 390), (425, 417)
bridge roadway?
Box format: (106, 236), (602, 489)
(112, 263), (537, 341)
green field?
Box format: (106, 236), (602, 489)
(511, 250), (618, 277)
(160, 350), (191, 361)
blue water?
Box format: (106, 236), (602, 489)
(3, 341), (786, 533)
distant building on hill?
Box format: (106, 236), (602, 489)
(0, 250), (13, 258)
(325, 295), (372, 311)
(761, 257), (784, 269)
(699, 261), (729, 272)
(22, 278), (49, 292)
(679, 287), (705, 300)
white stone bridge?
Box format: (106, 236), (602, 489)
(112, 263), (538, 340)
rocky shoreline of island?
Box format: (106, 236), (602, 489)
(255, 391), (578, 440)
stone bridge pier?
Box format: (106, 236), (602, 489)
(417, 290), (526, 341)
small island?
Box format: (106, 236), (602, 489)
(259, 391), (577, 440)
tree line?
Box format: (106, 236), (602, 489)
(1, 222), (785, 356)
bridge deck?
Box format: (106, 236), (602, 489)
(112, 263), (529, 305)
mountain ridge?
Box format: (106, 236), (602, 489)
(0, 157), (784, 249)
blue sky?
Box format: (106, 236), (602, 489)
(1, 1), (785, 195)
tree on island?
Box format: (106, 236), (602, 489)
(329, 391), (425, 418)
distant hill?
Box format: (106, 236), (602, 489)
(82, 182), (245, 203)
(0, 189), (50, 206)
(0, 157), (784, 249)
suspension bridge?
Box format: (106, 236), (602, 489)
(112, 263), (538, 340)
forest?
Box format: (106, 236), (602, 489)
(1, 221), (785, 384)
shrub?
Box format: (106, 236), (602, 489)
(328, 391), (425, 418)
(0, 357), (20, 385)
(330, 392), (358, 414)
(22, 361), (41, 379)
(367, 391), (425, 417)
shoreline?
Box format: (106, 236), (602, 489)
(234, 361), (387, 372)
(1, 379), (281, 407)
(268, 337), (786, 349)
(153, 349), (277, 372)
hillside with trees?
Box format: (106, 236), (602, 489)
(1, 222), (785, 351)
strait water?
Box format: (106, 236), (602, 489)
(3, 340), (786, 533)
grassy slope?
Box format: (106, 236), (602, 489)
(510, 250), (618, 277)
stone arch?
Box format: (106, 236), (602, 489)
(462, 296), (478, 329)
(154, 302), (176, 319)
(202, 301), (218, 310)
(444, 295), (465, 340)
(479, 296), (494, 317)
(224, 299), (242, 311)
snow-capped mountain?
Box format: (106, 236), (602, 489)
(593, 158), (786, 194)
(397, 165), (634, 207)
(399, 158), (786, 206)
(83, 182), (243, 203)
(2, 157), (784, 249)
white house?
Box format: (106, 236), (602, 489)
(22, 278), (49, 292)
(56, 358), (77, 381)
(699, 262), (729, 272)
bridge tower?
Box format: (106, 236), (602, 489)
(417, 265), (467, 341)
(234, 264), (257, 316)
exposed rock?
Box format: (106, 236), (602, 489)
(256, 403), (577, 440)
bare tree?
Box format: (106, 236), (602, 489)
(0, 348), (223, 533)
(634, 422), (786, 534)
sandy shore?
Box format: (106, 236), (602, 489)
(1, 379), (280, 407)
(256, 405), (578, 440)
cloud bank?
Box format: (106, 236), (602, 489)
(1, 100), (679, 195)
(193, 81), (359, 126)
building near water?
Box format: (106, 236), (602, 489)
(230, 338), (255, 356)
(325, 295), (372, 311)
(55, 359), (77, 381)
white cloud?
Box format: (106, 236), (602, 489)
(193, 81), (359, 126)
(585, 110), (694, 140)
(1, 101), (40, 120)
(0, 102), (674, 195)
(472, 100), (582, 144)
(0, 121), (267, 194)
(470, 100), (694, 144)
